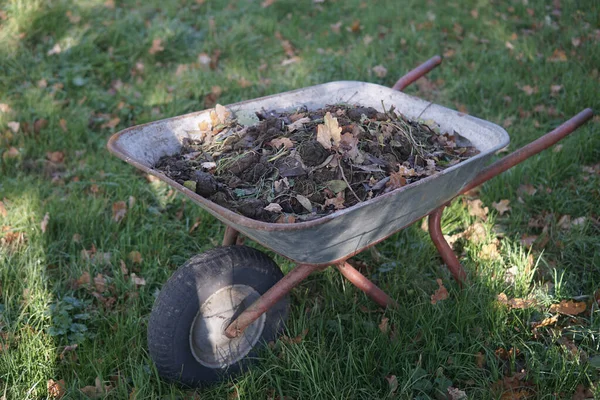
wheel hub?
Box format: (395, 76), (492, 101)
(189, 284), (266, 368)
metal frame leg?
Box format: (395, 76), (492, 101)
(336, 262), (398, 308)
(222, 226), (239, 246)
(428, 206), (467, 286)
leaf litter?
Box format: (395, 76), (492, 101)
(154, 104), (479, 223)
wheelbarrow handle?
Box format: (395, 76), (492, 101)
(461, 108), (595, 194)
(392, 55), (443, 91)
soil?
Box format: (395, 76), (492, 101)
(153, 104), (480, 223)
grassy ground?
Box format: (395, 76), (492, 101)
(1, 0), (599, 398)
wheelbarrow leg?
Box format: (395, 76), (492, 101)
(336, 262), (398, 308)
(428, 206), (467, 286)
(222, 226), (239, 246)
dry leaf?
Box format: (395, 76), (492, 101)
(572, 384), (594, 400)
(467, 199), (488, 220)
(385, 375), (398, 394)
(387, 171), (406, 190)
(558, 215), (571, 229)
(372, 65), (387, 78)
(261, 0), (276, 7)
(378, 317), (389, 334)
(520, 85), (538, 95)
(316, 112), (342, 150)
(339, 132), (364, 163)
(550, 84), (563, 94)
(480, 243), (500, 260)
(47, 379), (66, 399)
(548, 48), (568, 62)
(518, 184), (537, 196)
(7, 121), (19, 133)
(119, 260), (128, 275)
(531, 314), (559, 329)
(475, 352), (486, 368)
(281, 328), (308, 344)
(549, 300), (586, 315)
(447, 387), (467, 400)
(148, 38), (164, 55)
(94, 274), (106, 292)
(287, 116), (311, 132)
(3, 147), (20, 159)
(104, 0), (115, 8)
(77, 271), (91, 286)
(497, 293), (537, 309)
(41, 212), (50, 233)
(492, 199), (511, 215)
(59, 119), (68, 132)
(295, 194), (313, 212)
(520, 234), (538, 247)
(215, 104), (231, 124)
(264, 203), (283, 213)
(269, 137), (294, 149)
(323, 192), (345, 210)
(128, 251), (142, 264)
(130, 273), (146, 286)
(112, 201), (127, 223)
(100, 117), (120, 129)
(431, 279), (448, 304)
(46, 151), (65, 163)
(189, 217), (202, 233)
(0, 201), (7, 218)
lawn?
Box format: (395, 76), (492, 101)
(1, 0), (599, 398)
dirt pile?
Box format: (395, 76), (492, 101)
(154, 104), (479, 223)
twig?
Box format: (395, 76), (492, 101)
(339, 162), (361, 203)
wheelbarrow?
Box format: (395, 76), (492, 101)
(107, 56), (594, 387)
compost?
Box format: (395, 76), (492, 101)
(153, 104), (479, 223)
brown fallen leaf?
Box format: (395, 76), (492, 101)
(385, 375), (398, 394)
(378, 317), (389, 334)
(112, 201), (127, 223)
(264, 203), (283, 213)
(475, 352), (486, 368)
(76, 271), (91, 287)
(323, 192), (345, 210)
(119, 260), (128, 275)
(316, 112), (342, 150)
(0, 201), (7, 218)
(128, 251), (142, 264)
(41, 212), (50, 234)
(100, 117), (120, 130)
(3, 147), (20, 160)
(94, 274), (106, 292)
(497, 293), (537, 309)
(492, 199), (511, 215)
(261, 0), (276, 7)
(467, 199), (488, 220)
(372, 65), (387, 78)
(572, 384), (594, 400)
(47, 379), (66, 399)
(59, 119), (68, 132)
(130, 273), (146, 286)
(59, 344), (78, 360)
(7, 121), (19, 133)
(280, 328), (308, 344)
(520, 234), (538, 247)
(148, 38), (164, 55)
(548, 48), (568, 62)
(549, 300), (586, 315)
(531, 314), (558, 329)
(269, 137), (294, 150)
(189, 217), (202, 233)
(431, 279), (449, 304)
(447, 387), (467, 400)
(518, 184), (537, 196)
(520, 84), (538, 96)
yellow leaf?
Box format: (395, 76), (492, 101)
(316, 112), (342, 150)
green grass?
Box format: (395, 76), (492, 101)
(1, 0), (599, 398)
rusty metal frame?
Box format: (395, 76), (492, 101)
(221, 56), (594, 338)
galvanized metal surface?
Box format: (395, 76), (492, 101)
(108, 81), (509, 264)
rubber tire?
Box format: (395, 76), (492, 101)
(147, 246), (289, 387)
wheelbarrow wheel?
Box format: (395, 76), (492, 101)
(147, 245), (289, 387)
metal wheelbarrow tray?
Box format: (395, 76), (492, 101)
(108, 81), (509, 264)
(107, 56), (593, 387)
